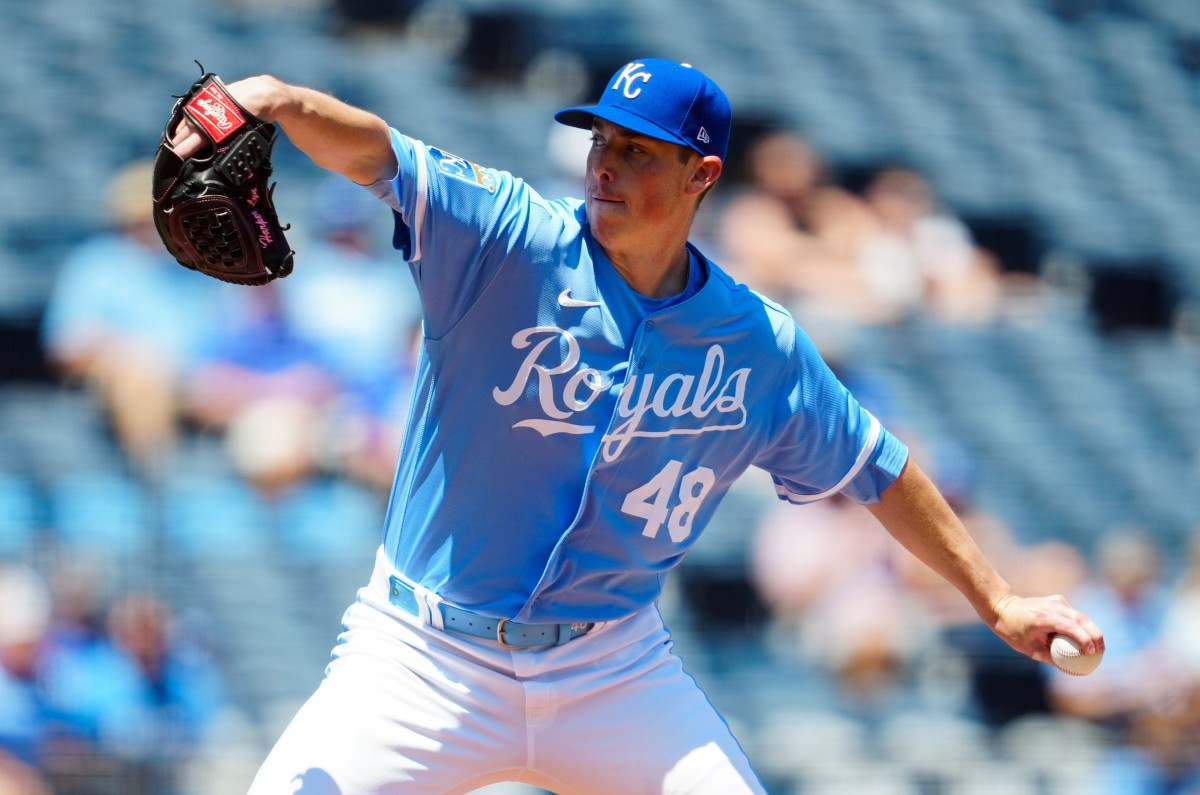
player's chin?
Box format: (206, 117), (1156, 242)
(586, 199), (627, 232)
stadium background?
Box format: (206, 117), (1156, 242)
(1, 0), (1199, 793)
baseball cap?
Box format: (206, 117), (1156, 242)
(555, 58), (731, 161)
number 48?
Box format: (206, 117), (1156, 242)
(621, 460), (716, 543)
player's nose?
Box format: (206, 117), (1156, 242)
(587, 148), (617, 182)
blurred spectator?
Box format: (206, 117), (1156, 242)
(1141, 527), (1200, 793)
(750, 492), (890, 624)
(41, 557), (112, 659)
(40, 160), (234, 472)
(750, 437), (1097, 729)
(1047, 526), (1200, 794)
(182, 281), (339, 497)
(0, 565), (57, 768)
(748, 426), (938, 723)
(1163, 529), (1200, 672)
(0, 750), (51, 795)
(278, 175), (422, 491)
(716, 136), (1016, 333)
(802, 576), (937, 722)
(282, 175), (421, 390)
(855, 166), (1004, 326)
(0, 563), (137, 794)
(314, 316), (422, 492)
(44, 592), (228, 795)
(714, 131), (878, 332)
(182, 175), (423, 495)
(749, 490), (937, 722)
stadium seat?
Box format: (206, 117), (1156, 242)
(48, 471), (149, 558)
(160, 474), (270, 559)
(0, 472), (39, 558)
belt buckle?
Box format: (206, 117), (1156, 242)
(496, 617), (520, 649)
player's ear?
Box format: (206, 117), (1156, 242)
(686, 155), (722, 197)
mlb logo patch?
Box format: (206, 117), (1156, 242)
(430, 147), (497, 193)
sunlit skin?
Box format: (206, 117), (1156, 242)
(585, 120), (721, 299)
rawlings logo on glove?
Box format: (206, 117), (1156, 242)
(152, 65), (294, 286)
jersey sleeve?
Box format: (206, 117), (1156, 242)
(363, 128), (540, 339)
(753, 321), (909, 505)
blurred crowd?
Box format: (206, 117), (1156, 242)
(747, 458), (1200, 794)
(1, 158), (421, 794)
(701, 126), (1200, 793)
(1, 117), (1197, 794)
(706, 129), (1034, 344)
(40, 159), (421, 493)
(0, 562), (225, 795)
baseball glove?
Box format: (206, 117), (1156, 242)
(152, 67), (294, 285)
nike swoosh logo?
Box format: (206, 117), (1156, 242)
(558, 289), (602, 309)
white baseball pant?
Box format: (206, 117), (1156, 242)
(245, 547), (766, 795)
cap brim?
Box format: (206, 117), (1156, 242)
(554, 105), (693, 152)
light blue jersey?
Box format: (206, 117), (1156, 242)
(367, 129), (908, 624)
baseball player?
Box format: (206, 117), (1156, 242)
(168, 59), (1104, 794)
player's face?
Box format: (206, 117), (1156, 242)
(584, 121), (700, 249)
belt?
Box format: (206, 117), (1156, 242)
(388, 576), (593, 649)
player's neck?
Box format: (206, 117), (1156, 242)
(606, 243), (690, 300)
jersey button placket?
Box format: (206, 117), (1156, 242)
(636, 317), (655, 370)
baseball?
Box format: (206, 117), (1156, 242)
(1050, 634), (1103, 676)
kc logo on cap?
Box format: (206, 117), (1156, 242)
(554, 58), (732, 161)
(612, 62), (653, 99)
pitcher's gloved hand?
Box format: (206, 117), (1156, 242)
(152, 66), (294, 285)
